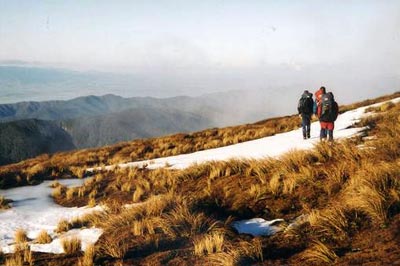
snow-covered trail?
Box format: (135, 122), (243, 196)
(96, 98), (399, 171)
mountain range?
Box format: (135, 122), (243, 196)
(0, 92), (280, 165)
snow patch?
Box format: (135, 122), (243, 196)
(232, 218), (285, 236)
(0, 179), (103, 254)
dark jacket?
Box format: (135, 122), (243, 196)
(298, 92), (314, 115)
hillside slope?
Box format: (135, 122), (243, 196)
(0, 119), (75, 165)
(62, 107), (212, 148)
(1, 92), (400, 266)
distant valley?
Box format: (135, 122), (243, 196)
(0, 92), (281, 165)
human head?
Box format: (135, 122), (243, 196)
(304, 90), (309, 94)
(320, 86), (326, 93)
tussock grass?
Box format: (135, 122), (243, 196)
(22, 244), (32, 265)
(66, 187), (77, 200)
(56, 219), (70, 233)
(78, 244), (95, 266)
(35, 230), (52, 244)
(88, 198), (96, 207)
(0, 195), (11, 209)
(131, 217), (164, 236)
(207, 251), (239, 266)
(49, 180), (61, 188)
(236, 238), (264, 261)
(193, 232), (225, 256)
(51, 185), (66, 198)
(343, 162), (400, 224)
(301, 240), (338, 264)
(70, 166), (86, 178)
(5, 253), (23, 266)
(164, 202), (221, 237)
(206, 238), (263, 265)
(132, 185), (144, 202)
(8, 243), (32, 266)
(14, 229), (28, 244)
(98, 235), (128, 259)
(308, 207), (348, 240)
(61, 236), (82, 254)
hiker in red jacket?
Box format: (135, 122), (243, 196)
(316, 91), (339, 141)
(314, 86), (326, 115)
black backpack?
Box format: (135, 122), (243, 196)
(320, 93), (338, 122)
(298, 94), (313, 115)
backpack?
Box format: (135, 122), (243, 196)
(320, 93), (338, 122)
(298, 94), (313, 115)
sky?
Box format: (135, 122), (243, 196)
(0, 0), (399, 103)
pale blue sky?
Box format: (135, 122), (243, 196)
(0, 0), (399, 104)
(1, 0), (399, 71)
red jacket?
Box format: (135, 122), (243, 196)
(314, 88), (325, 116)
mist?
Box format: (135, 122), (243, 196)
(1, 62), (398, 126)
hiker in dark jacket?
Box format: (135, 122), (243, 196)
(297, 90), (314, 139)
(316, 91), (339, 141)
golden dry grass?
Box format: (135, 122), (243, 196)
(7, 243), (32, 266)
(56, 219), (70, 233)
(193, 232), (225, 256)
(87, 198), (96, 207)
(14, 229), (28, 244)
(132, 185), (144, 202)
(35, 230), (52, 244)
(61, 236), (82, 254)
(301, 240), (338, 264)
(98, 235), (128, 259)
(78, 244), (95, 266)
(0, 195), (11, 209)
(51, 185), (66, 198)
(307, 207), (348, 240)
(5, 253), (23, 266)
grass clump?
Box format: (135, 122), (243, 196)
(78, 244), (95, 266)
(0, 195), (11, 209)
(35, 230), (52, 244)
(14, 229), (28, 244)
(5, 254), (23, 266)
(193, 232), (225, 256)
(61, 236), (82, 254)
(56, 219), (70, 233)
(301, 240), (338, 264)
(98, 235), (129, 259)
